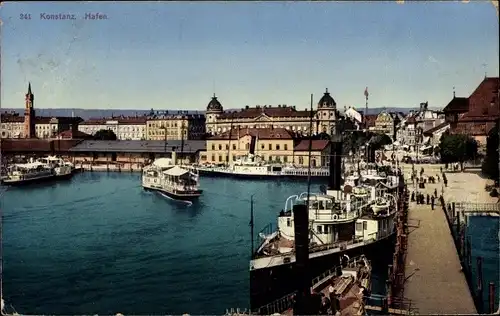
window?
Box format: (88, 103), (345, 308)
(317, 225), (323, 234)
(298, 156), (304, 164)
(363, 221), (367, 230)
(356, 222), (362, 232)
(218, 155), (223, 162)
(232, 155), (236, 161)
(269, 156), (273, 161)
(232, 144), (236, 150)
(211, 154), (215, 161)
(218, 144), (222, 150)
(276, 144), (280, 150)
(261, 144), (265, 150)
(268, 144), (272, 150)
(245, 143), (249, 150)
(226, 144), (229, 150)
(284, 156), (288, 163)
(287, 218), (291, 227)
(284, 144), (288, 150)
(211, 144), (215, 150)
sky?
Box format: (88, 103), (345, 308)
(0, 1), (499, 111)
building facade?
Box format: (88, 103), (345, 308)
(372, 111), (399, 139)
(78, 116), (147, 140)
(201, 127), (331, 167)
(146, 112), (206, 141)
(205, 89), (338, 137)
(1, 84), (83, 139)
(395, 116), (417, 150)
(446, 77), (499, 145)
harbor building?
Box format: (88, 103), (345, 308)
(444, 76), (500, 145)
(201, 127), (331, 167)
(0, 83), (83, 139)
(146, 111), (206, 141)
(78, 116), (148, 140)
(68, 140), (206, 165)
(204, 89), (338, 137)
(0, 138), (83, 160)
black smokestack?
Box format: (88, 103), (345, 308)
(293, 202), (311, 315)
(328, 140), (343, 191)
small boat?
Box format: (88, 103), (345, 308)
(37, 156), (74, 179)
(1, 161), (56, 185)
(142, 156), (203, 201)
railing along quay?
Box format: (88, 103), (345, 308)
(385, 179), (412, 312)
(440, 198), (500, 314)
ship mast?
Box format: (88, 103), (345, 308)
(227, 113), (235, 166)
(180, 119), (185, 166)
(306, 94), (314, 198)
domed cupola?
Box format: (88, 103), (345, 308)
(206, 94), (223, 113)
(318, 88), (336, 109)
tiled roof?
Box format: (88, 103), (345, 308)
(294, 139), (330, 151)
(460, 77), (500, 121)
(209, 127), (295, 140)
(0, 139), (83, 153)
(80, 116), (147, 125)
(57, 129), (93, 139)
(0, 113), (24, 123)
(219, 106), (314, 119)
(68, 140), (206, 153)
(364, 114), (378, 127)
(443, 97), (469, 113)
(34, 116), (84, 124)
(423, 122), (450, 136)
(406, 116), (417, 124)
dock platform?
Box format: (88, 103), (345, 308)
(404, 166), (477, 314)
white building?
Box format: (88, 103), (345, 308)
(395, 115), (417, 150)
(344, 106), (363, 130)
(78, 116), (147, 140)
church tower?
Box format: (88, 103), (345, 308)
(205, 94), (224, 135)
(24, 82), (36, 138)
(317, 88), (337, 135)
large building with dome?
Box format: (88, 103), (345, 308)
(205, 89), (339, 137)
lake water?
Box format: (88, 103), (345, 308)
(1, 172), (497, 314)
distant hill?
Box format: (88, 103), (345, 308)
(0, 107), (441, 120)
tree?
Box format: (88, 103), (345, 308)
(94, 129), (117, 141)
(369, 133), (392, 151)
(482, 121), (499, 180)
(439, 133), (478, 170)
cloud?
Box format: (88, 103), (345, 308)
(427, 55), (439, 64)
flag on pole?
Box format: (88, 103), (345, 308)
(364, 87), (369, 98)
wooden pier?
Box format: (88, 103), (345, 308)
(401, 167), (479, 314)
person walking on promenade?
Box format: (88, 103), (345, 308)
(431, 195), (435, 210)
(426, 194), (430, 205)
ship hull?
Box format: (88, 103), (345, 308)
(1, 172), (73, 186)
(143, 185), (202, 201)
(195, 168), (329, 180)
(249, 233), (396, 311)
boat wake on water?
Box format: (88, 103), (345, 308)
(159, 192), (193, 206)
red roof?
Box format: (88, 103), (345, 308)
(219, 106), (314, 119)
(443, 97), (469, 113)
(209, 127), (294, 140)
(57, 129), (93, 139)
(294, 140), (330, 151)
(80, 116), (147, 125)
(364, 114), (378, 128)
(406, 116), (417, 124)
(0, 139), (82, 153)
(458, 77), (499, 122)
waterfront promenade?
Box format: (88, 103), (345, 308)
(403, 164), (480, 314)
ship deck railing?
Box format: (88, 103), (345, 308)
(252, 231), (390, 260)
(252, 256), (371, 315)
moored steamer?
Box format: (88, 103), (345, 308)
(142, 154), (203, 201)
(249, 140), (402, 310)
